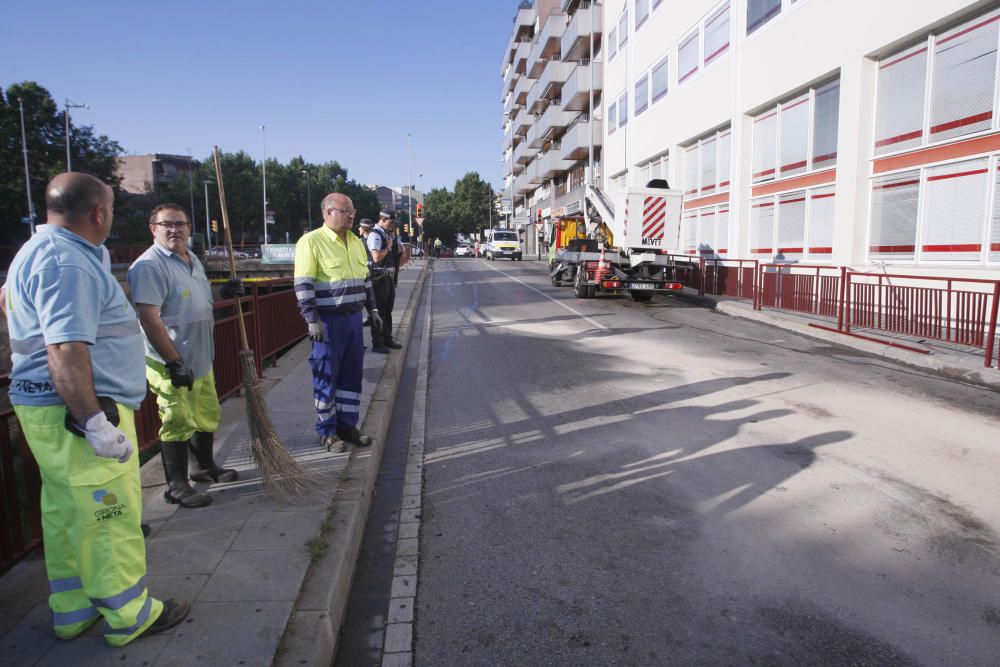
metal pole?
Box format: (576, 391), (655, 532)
(261, 125), (268, 246)
(18, 98), (36, 235)
(187, 156), (196, 244)
(407, 133), (413, 235)
(64, 99), (87, 172)
(302, 170), (312, 229)
(204, 180), (213, 248)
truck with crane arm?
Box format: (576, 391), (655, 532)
(548, 179), (691, 301)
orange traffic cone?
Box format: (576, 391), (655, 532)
(595, 246), (610, 283)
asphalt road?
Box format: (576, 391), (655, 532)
(414, 258), (1000, 666)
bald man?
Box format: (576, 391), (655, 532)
(294, 193), (381, 452)
(6, 173), (189, 645)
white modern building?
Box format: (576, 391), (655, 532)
(602, 0), (1000, 278)
(500, 0), (603, 255)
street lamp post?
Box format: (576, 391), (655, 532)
(406, 133), (413, 239)
(64, 98), (88, 172)
(187, 154), (197, 247)
(260, 124), (268, 246)
(204, 179), (214, 249)
(17, 98), (36, 235)
(301, 169), (312, 229)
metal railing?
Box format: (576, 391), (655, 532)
(755, 264), (842, 317)
(0, 280), (306, 574)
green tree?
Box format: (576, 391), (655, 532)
(450, 172), (494, 237)
(423, 187), (456, 244)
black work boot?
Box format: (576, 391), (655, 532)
(160, 441), (212, 508)
(336, 427), (372, 447)
(188, 431), (238, 483)
(142, 598), (191, 637)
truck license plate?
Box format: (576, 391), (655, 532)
(628, 283), (654, 289)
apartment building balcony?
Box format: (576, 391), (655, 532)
(514, 40), (531, 75)
(527, 120), (544, 149)
(512, 160), (525, 177)
(503, 91), (520, 118)
(539, 148), (573, 179)
(514, 74), (532, 107)
(514, 110), (532, 138)
(538, 60), (572, 100)
(514, 171), (533, 195)
(538, 103), (576, 142)
(562, 61), (602, 112)
(514, 139), (538, 166)
(528, 158), (546, 185)
(560, 117), (600, 161)
(562, 4), (599, 62)
(503, 62), (519, 96)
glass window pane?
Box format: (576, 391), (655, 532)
(921, 158), (989, 261)
(750, 198), (775, 256)
(874, 43), (928, 154)
(635, 75), (649, 115)
(991, 162), (1000, 263)
(777, 190), (806, 260)
(718, 129), (732, 190)
(930, 11), (999, 142)
(635, 0), (649, 28)
(699, 208), (716, 255)
(752, 108), (777, 183)
(683, 211), (698, 255)
(700, 134), (717, 194)
(869, 170), (920, 258)
(608, 102), (617, 133)
(717, 205), (730, 254)
(619, 12), (629, 48)
(807, 187), (835, 258)
(652, 56), (669, 102)
(609, 27), (618, 59)
(678, 31), (699, 84)
(704, 3), (731, 65)
(812, 80), (840, 170)
(618, 92), (628, 128)
(780, 94), (809, 177)
(684, 144), (699, 195)
(747, 0), (781, 35)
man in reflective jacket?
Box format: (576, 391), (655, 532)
(128, 204), (241, 509)
(7, 173), (188, 645)
(294, 193), (381, 452)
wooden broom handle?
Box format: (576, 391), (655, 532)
(212, 146), (251, 352)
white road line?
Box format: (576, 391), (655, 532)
(481, 261), (610, 332)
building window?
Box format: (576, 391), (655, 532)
(619, 11), (629, 49)
(750, 198), (776, 255)
(808, 187), (835, 257)
(922, 158), (989, 261)
(651, 56), (669, 103)
(681, 203), (729, 257)
(635, 74), (649, 116)
(678, 30), (700, 85)
(704, 2), (731, 65)
(653, 0), (664, 8)
(751, 185), (834, 261)
(635, 0), (650, 29)
(869, 171), (920, 259)
(608, 101), (617, 134)
(777, 191), (806, 260)
(618, 92), (628, 128)
(747, 0), (781, 35)
(875, 9), (999, 154)
(609, 27), (618, 60)
(753, 79), (840, 185)
(684, 127), (732, 196)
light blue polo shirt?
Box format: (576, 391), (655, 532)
(127, 243), (215, 378)
(6, 225), (147, 409)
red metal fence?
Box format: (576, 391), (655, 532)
(755, 264), (842, 317)
(0, 280), (306, 574)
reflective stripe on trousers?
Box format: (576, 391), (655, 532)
(308, 310), (364, 435)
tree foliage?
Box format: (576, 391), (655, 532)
(421, 172), (496, 246)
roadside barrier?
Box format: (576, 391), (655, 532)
(0, 279), (306, 574)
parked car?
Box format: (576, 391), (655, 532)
(205, 246), (251, 259)
(439, 246), (454, 258)
(455, 244), (472, 258)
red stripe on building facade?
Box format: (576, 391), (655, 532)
(872, 179), (920, 190)
(779, 198), (806, 205)
(705, 45), (729, 64)
(778, 247), (804, 253)
(781, 160), (808, 172)
(751, 248), (773, 254)
(811, 193), (836, 200)
(936, 14), (1000, 46)
(875, 130), (922, 148)
(929, 111), (993, 135)
(870, 245), (916, 252)
(921, 243), (982, 252)
(926, 168), (988, 182)
(879, 47), (927, 70)
(809, 247), (833, 253)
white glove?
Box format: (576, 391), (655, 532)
(369, 310), (383, 331)
(83, 412), (133, 463)
(308, 322), (324, 342)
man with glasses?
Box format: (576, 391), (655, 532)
(294, 193), (382, 452)
(127, 204), (241, 508)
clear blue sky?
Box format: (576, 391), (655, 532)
(1, 0), (518, 193)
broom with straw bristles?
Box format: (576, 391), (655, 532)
(212, 146), (321, 501)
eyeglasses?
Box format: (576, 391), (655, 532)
(152, 221), (190, 230)
(326, 207), (356, 217)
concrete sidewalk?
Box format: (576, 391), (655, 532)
(0, 259), (429, 666)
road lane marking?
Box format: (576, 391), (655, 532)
(481, 261), (610, 332)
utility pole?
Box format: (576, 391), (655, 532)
(261, 125), (268, 246)
(64, 98), (88, 171)
(204, 180), (214, 248)
(187, 154), (197, 246)
(18, 98), (37, 235)
(301, 170), (313, 229)
(407, 132), (413, 236)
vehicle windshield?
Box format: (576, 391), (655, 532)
(492, 232), (518, 241)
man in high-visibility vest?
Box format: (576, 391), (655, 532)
(6, 173), (189, 645)
(294, 193), (381, 452)
(128, 203), (241, 509)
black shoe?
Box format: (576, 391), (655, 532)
(384, 340), (402, 349)
(336, 427), (372, 447)
(143, 598), (191, 637)
(372, 345), (389, 354)
(141, 523), (151, 538)
(160, 441), (212, 508)
(188, 432), (239, 483)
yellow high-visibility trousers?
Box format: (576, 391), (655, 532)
(145, 365), (221, 442)
(14, 404), (163, 646)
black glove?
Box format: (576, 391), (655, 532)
(165, 358), (195, 390)
(220, 278), (246, 299)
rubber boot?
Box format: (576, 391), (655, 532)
(161, 441), (212, 508)
(188, 431), (238, 483)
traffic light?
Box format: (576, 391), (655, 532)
(403, 223), (410, 234)
(211, 219), (218, 232)
(536, 209), (542, 224)
(416, 203), (423, 217)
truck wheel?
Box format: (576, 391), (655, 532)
(629, 291), (653, 303)
(574, 268), (591, 299)
(551, 273), (562, 287)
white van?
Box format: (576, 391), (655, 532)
(484, 228), (522, 261)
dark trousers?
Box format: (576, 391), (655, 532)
(373, 276), (395, 345)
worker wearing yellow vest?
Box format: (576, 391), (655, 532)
(6, 173), (188, 646)
(294, 193), (381, 452)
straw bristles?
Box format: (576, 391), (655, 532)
(239, 350), (322, 501)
